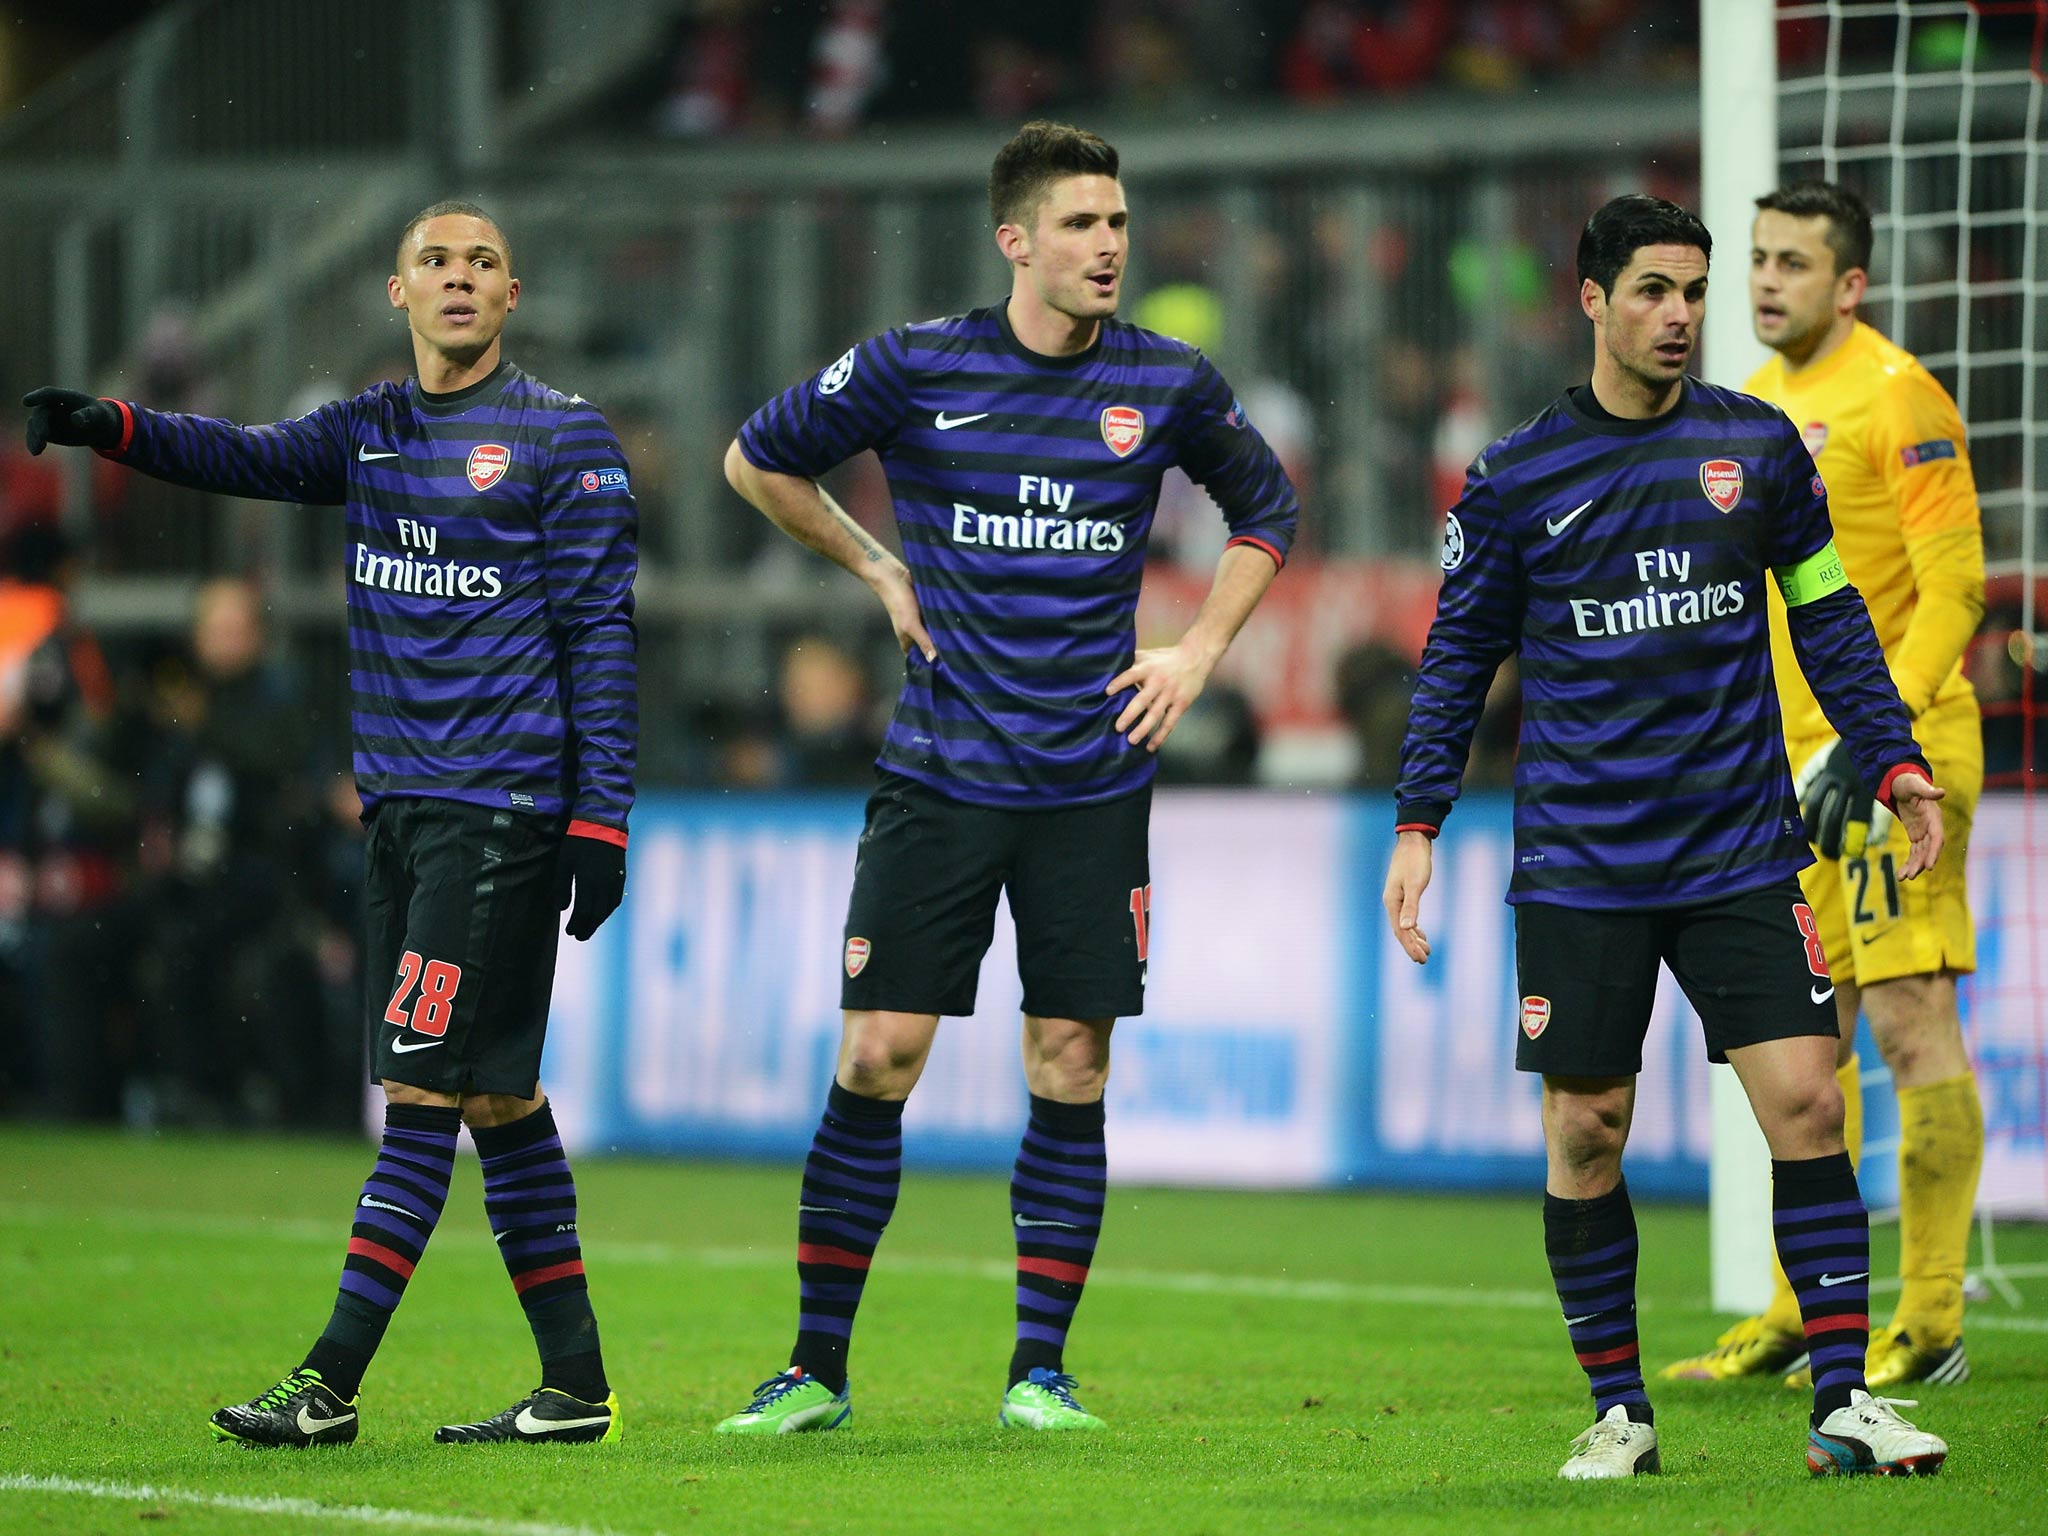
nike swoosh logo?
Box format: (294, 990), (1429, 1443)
(1013, 1214), (1083, 1230)
(934, 412), (990, 430)
(514, 1406), (610, 1435)
(390, 1036), (445, 1053)
(798, 1205), (839, 1214)
(296, 1406), (356, 1434)
(358, 446), (398, 461)
(1817, 1271), (1868, 1287)
(1812, 985), (1836, 1004)
(359, 1195), (413, 1217)
(1564, 1313), (1599, 1326)
(1545, 499), (1594, 536)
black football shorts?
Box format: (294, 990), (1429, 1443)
(1513, 876), (1840, 1076)
(839, 772), (1151, 1020)
(364, 797), (564, 1096)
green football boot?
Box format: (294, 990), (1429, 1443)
(714, 1368), (851, 1435)
(999, 1368), (1107, 1431)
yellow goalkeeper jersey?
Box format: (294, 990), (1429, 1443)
(1752, 320), (1985, 740)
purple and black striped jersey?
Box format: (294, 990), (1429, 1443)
(1396, 378), (1925, 909)
(101, 362), (637, 836)
(738, 303), (1298, 809)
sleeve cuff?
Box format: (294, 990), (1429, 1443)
(1874, 760), (1930, 812)
(1223, 534), (1285, 571)
(566, 818), (628, 849)
(93, 399), (136, 458)
(1394, 821), (1439, 838)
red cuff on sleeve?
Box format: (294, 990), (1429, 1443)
(1873, 762), (1928, 813)
(1224, 534), (1284, 571)
(97, 399), (135, 457)
(1394, 822), (1439, 839)
(566, 819), (628, 849)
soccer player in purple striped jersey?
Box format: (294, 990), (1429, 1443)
(713, 122), (1298, 1435)
(1384, 195), (1950, 1480)
(24, 201), (634, 1448)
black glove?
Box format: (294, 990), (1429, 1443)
(23, 387), (122, 455)
(1796, 739), (1874, 860)
(557, 832), (626, 941)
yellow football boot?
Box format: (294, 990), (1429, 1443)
(1659, 1314), (1808, 1382)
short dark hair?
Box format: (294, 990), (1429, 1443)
(1754, 179), (1874, 277)
(1576, 194), (1712, 296)
(988, 121), (1119, 229)
(395, 199), (512, 273)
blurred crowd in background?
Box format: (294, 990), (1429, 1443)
(628, 0), (1698, 139)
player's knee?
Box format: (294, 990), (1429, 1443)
(460, 1089), (545, 1129)
(840, 1034), (924, 1096)
(1771, 1075), (1845, 1151)
(1024, 1017), (1112, 1095)
(1873, 1026), (1929, 1082)
(1550, 1097), (1627, 1167)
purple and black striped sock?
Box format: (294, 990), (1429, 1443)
(1543, 1180), (1651, 1424)
(1008, 1094), (1108, 1387)
(1772, 1151), (1870, 1422)
(789, 1082), (904, 1395)
(302, 1101), (460, 1399)
(474, 1100), (607, 1403)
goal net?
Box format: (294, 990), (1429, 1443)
(1776, 0), (2048, 1236)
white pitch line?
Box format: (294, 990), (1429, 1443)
(0, 1203), (1560, 1311)
(4, 1202), (2042, 1321)
(0, 1474), (627, 1536)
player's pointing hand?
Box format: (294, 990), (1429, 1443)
(1888, 770), (1947, 880)
(1382, 829), (1435, 965)
(23, 387), (121, 455)
(1107, 640), (1214, 753)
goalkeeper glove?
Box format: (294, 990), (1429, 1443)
(23, 387), (121, 455)
(556, 830), (626, 941)
(1793, 737), (1894, 860)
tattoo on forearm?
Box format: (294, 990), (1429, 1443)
(834, 507), (885, 562)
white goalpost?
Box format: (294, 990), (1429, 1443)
(1700, 0), (1783, 1315)
(1702, 0), (2048, 1314)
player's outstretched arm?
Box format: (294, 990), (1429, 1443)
(23, 386), (349, 506)
(1107, 542), (1277, 752)
(723, 439), (935, 663)
(1382, 829), (1435, 965)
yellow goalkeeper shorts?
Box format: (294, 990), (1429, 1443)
(1789, 695), (1980, 987)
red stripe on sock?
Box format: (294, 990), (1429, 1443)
(1805, 1314), (1868, 1337)
(1017, 1255), (1091, 1285)
(347, 1236), (416, 1280)
(1574, 1343), (1641, 1367)
(796, 1242), (872, 1271)
(511, 1258), (587, 1295)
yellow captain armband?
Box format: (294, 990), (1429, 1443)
(1774, 541), (1849, 607)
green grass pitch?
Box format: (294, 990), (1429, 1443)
(3, 1127), (2045, 1535)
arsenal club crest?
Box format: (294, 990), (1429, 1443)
(467, 443), (510, 491)
(844, 936), (871, 978)
(1521, 995), (1551, 1041)
(1699, 458), (1743, 513)
(1100, 406), (1145, 457)
(1801, 421), (1829, 456)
